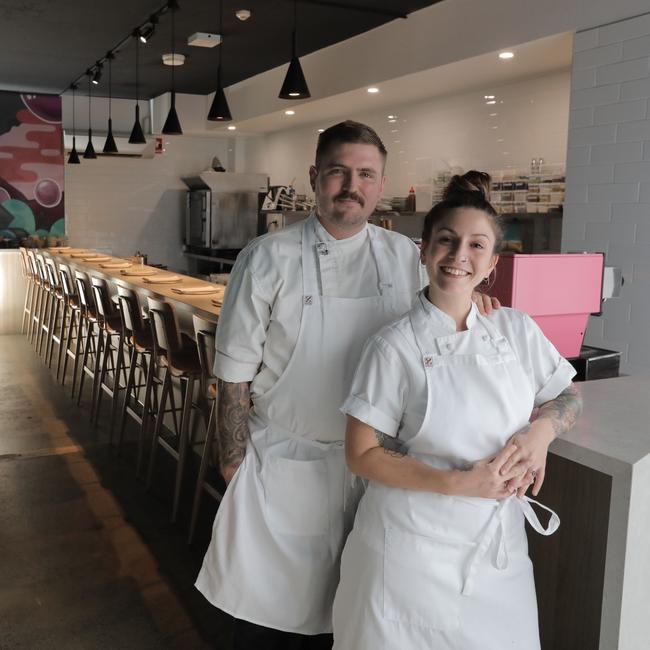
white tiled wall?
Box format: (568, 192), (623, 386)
(564, 12), (650, 374)
(64, 136), (231, 273)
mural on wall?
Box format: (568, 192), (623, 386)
(0, 91), (64, 240)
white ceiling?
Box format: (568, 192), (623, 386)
(223, 31), (573, 135)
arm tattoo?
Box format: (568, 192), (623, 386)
(216, 379), (251, 469)
(537, 384), (583, 438)
(374, 429), (406, 458)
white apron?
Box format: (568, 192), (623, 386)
(332, 298), (560, 650)
(196, 219), (414, 634)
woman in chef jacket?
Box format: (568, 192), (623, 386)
(332, 172), (581, 650)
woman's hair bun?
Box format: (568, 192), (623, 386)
(442, 170), (492, 202)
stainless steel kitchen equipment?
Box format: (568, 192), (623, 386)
(182, 172), (268, 250)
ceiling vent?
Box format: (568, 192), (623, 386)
(188, 32), (221, 48)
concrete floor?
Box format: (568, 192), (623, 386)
(0, 334), (230, 649)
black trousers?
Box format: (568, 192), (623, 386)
(232, 618), (333, 650)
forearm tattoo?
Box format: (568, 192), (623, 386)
(537, 384), (583, 438)
(217, 379), (251, 469)
(374, 429), (406, 458)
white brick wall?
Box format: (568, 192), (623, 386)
(564, 11), (650, 374)
(65, 136), (232, 273)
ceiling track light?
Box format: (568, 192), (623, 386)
(162, 0), (183, 135)
(129, 31), (147, 144)
(103, 52), (118, 154)
(67, 83), (80, 165)
(279, 0), (310, 99)
(91, 63), (102, 85)
(208, 0), (232, 121)
(140, 15), (159, 43)
(83, 71), (97, 159)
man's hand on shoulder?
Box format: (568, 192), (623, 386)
(472, 291), (501, 315)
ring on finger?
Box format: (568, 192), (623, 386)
(531, 470), (537, 480)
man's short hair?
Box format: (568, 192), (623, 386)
(315, 120), (387, 168)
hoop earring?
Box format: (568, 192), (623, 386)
(481, 268), (497, 291)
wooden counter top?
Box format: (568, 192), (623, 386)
(43, 248), (223, 323)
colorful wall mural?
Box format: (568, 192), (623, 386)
(0, 91), (64, 241)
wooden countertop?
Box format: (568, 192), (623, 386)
(43, 248), (223, 323)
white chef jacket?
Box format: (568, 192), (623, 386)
(214, 214), (425, 398)
(342, 291), (577, 444)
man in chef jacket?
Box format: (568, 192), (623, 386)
(195, 121), (494, 649)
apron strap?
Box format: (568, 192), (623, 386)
(462, 495), (560, 596)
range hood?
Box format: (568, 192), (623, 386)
(181, 172), (269, 193)
(63, 132), (154, 158)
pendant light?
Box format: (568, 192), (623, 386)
(129, 30), (147, 144)
(278, 0), (311, 99)
(67, 83), (81, 165)
(83, 71), (97, 159)
(207, 0), (232, 121)
(162, 0), (183, 134)
(103, 52), (118, 153)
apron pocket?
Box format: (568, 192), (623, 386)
(262, 456), (329, 536)
(383, 527), (472, 632)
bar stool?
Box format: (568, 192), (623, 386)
(18, 247), (35, 335)
(72, 270), (99, 404)
(188, 313), (223, 545)
(90, 277), (125, 430)
(26, 250), (43, 344)
(117, 286), (157, 474)
(57, 264), (81, 385)
(146, 297), (202, 523)
(34, 253), (50, 353)
(44, 258), (64, 370)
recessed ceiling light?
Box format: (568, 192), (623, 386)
(285, 110), (295, 115)
(484, 95), (495, 100)
(227, 125), (236, 130)
(499, 51), (514, 59)
(318, 128), (324, 133)
(503, 151), (510, 155)
(367, 87), (379, 93)
(388, 119), (397, 123)
(497, 138), (504, 142)
(485, 100), (496, 105)
(394, 140), (400, 143)
(489, 113), (498, 117)
(388, 114), (395, 119)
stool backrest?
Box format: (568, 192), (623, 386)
(74, 271), (95, 312)
(146, 297), (180, 363)
(58, 264), (76, 301)
(116, 285), (143, 336)
(18, 247), (29, 279)
(192, 314), (217, 381)
(44, 258), (60, 289)
(35, 253), (48, 284)
(90, 277), (112, 321)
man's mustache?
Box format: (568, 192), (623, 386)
(334, 192), (364, 206)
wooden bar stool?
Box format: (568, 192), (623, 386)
(188, 313), (223, 545)
(72, 270), (99, 404)
(57, 264), (81, 385)
(90, 277), (125, 430)
(18, 247), (35, 335)
(116, 286), (157, 475)
(146, 297), (202, 523)
(26, 250), (43, 344)
(34, 253), (50, 353)
(44, 258), (64, 370)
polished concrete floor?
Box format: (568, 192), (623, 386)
(0, 334), (230, 649)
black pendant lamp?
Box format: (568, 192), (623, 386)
(162, 0), (183, 134)
(207, 0), (232, 121)
(129, 31), (147, 144)
(279, 0), (311, 99)
(67, 83), (81, 164)
(83, 71), (97, 159)
(103, 53), (118, 153)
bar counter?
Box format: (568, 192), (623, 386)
(43, 248), (224, 329)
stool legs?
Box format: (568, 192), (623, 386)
(172, 375), (195, 524)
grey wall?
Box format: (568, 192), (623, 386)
(563, 12), (650, 375)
